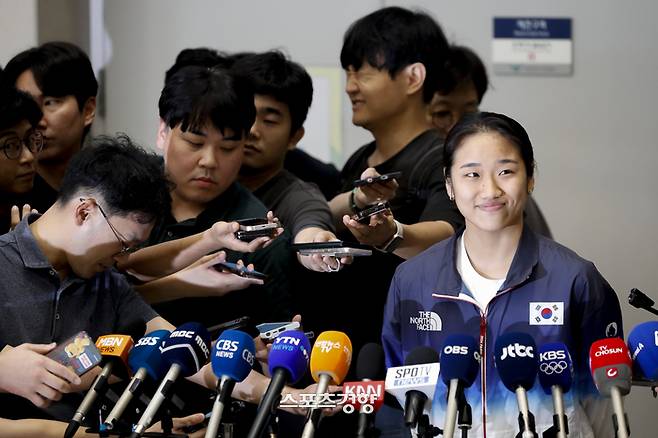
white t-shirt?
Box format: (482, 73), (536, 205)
(456, 235), (505, 310)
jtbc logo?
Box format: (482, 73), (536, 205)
(539, 350), (566, 362)
(500, 343), (534, 360)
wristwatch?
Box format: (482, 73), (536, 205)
(379, 219), (404, 253)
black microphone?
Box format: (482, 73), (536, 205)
(628, 288), (658, 317)
(355, 343), (385, 438)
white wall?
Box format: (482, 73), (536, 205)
(4, 0), (657, 435)
(0, 0), (37, 66)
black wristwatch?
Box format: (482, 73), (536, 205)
(349, 188), (362, 213)
(379, 219), (404, 253)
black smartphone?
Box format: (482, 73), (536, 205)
(353, 171), (402, 187)
(235, 218), (280, 242)
(352, 202), (390, 224)
(291, 241), (373, 257)
(211, 261), (268, 281)
(207, 316), (258, 339)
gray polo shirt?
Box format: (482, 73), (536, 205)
(0, 215), (158, 420)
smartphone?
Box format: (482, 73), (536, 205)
(353, 171), (402, 187)
(207, 316), (258, 339)
(352, 202), (390, 224)
(257, 321), (301, 341)
(291, 241), (373, 257)
(46, 331), (103, 376)
(235, 218), (280, 242)
(212, 261), (268, 281)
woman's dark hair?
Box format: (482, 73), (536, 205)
(159, 65), (255, 137)
(443, 112), (535, 178)
(58, 134), (171, 224)
(0, 86), (42, 131)
(340, 6), (449, 103)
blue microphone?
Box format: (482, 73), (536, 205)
(494, 332), (538, 438)
(205, 330), (255, 438)
(628, 321), (658, 380)
(538, 343), (573, 438)
(247, 330), (311, 438)
(130, 323), (211, 438)
(104, 329), (170, 428)
(440, 334), (480, 438)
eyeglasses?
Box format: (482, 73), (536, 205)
(80, 198), (137, 256)
(1, 129), (44, 160)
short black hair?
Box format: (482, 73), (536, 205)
(443, 112), (535, 179)
(164, 47), (230, 84)
(3, 42), (98, 111)
(340, 6), (449, 103)
(0, 86), (42, 132)
(438, 45), (489, 103)
(159, 65), (255, 137)
(231, 51), (313, 134)
(58, 134), (171, 223)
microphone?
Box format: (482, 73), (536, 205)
(589, 337), (632, 438)
(345, 343), (385, 438)
(628, 288), (658, 317)
(65, 332), (137, 438)
(537, 343), (573, 438)
(246, 330), (311, 438)
(104, 330), (171, 429)
(440, 334), (480, 438)
(384, 346), (440, 431)
(628, 321), (658, 381)
(130, 322), (211, 438)
(301, 331), (352, 438)
(494, 332), (539, 438)
(205, 329), (255, 438)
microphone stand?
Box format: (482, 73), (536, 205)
(455, 386), (472, 438)
(416, 414), (441, 438)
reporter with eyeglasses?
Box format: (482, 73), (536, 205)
(0, 85), (44, 232)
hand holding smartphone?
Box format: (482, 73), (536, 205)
(234, 218), (281, 242)
(46, 331), (102, 376)
(353, 171), (401, 187)
(211, 261), (268, 281)
(351, 202), (390, 224)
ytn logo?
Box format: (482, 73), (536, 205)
(500, 343), (534, 361)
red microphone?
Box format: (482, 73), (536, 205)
(342, 380), (385, 414)
(589, 337), (632, 438)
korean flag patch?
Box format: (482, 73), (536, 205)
(529, 302), (564, 325)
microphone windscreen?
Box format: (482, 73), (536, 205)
(129, 330), (170, 380)
(310, 331), (352, 385)
(494, 332), (538, 391)
(161, 322), (211, 377)
(268, 330), (311, 384)
(589, 337), (633, 396)
(356, 343), (385, 381)
(404, 346), (439, 366)
(440, 334), (480, 387)
(537, 342), (573, 394)
(628, 321), (658, 380)
(211, 329), (255, 382)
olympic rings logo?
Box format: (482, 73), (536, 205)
(539, 360), (568, 375)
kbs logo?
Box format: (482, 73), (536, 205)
(500, 343), (534, 361)
(539, 350), (566, 362)
(409, 311), (442, 332)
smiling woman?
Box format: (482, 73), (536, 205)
(382, 112), (623, 437)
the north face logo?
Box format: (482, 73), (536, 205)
(409, 311), (442, 332)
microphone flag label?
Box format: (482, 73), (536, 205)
(529, 302), (564, 325)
